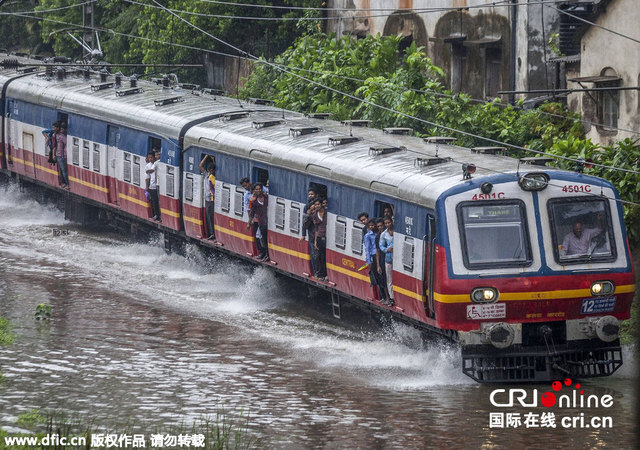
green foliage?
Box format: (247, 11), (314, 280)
(34, 304), (51, 321)
(16, 409), (46, 429)
(0, 1), (43, 54)
(0, 317), (15, 346)
(241, 33), (584, 150)
(548, 137), (640, 246)
(2, 410), (260, 449)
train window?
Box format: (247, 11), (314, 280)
(234, 187), (244, 217)
(82, 141), (90, 169)
(184, 173), (194, 202)
(309, 182), (327, 199)
(548, 198), (616, 264)
(72, 138), (80, 166)
(335, 216), (347, 249)
(457, 200), (532, 269)
(253, 168), (269, 186)
(375, 201), (395, 219)
(132, 155), (140, 186)
(92, 144), (100, 172)
(275, 198), (286, 230)
(148, 137), (161, 153)
(289, 203), (301, 234)
(351, 221), (364, 255)
(22, 132), (33, 152)
(123, 153), (132, 182)
(220, 184), (231, 212)
(402, 236), (415, 272)
(166, 166), (175, 197)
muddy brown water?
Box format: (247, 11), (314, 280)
(0, 184), (637, 448)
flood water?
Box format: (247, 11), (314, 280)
(0, 182), (637, 448)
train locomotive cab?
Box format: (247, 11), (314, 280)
(437, 170), (635, 382)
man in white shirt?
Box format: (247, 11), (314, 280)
(146, 149), (161, 222)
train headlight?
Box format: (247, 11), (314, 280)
(591, 280), (615, 296)
(471, 287), (499, 303)
(595, 316), (620, 342)
(483, 323), (515, 349)
(518, 172), (549, 191)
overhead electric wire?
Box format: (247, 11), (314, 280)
(121, 0), (562, 22)
(545, 3), (640, 45)
(6, 10), (640, 140)
(0, 0), (94, 15)
(5, 7), (640, 186)
(144, 0), (640, 180)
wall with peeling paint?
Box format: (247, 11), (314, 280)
(568, 0), (639, 145)
(326, 0), (561, 103)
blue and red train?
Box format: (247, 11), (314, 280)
(1, 54), (635, 382)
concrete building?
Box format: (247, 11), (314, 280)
(325, 0), (565, 103)
(565, 0), (639, 145)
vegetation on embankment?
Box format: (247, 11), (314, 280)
(0, 317), (15, 382)
(240, 33), (640, 247)
(0, 408), (259, 449)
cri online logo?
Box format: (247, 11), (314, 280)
(490, 378), (614, 408)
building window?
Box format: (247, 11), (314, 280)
(451, 42), (467, 93)
(485, 47), (502, 99)
(598, 68), (619, 130)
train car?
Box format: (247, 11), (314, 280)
(1, 54), (635, 382)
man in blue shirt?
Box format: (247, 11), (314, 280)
(364, 219), (389, 305)
(379, 216), (395, 305)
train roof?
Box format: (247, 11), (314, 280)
(2, 53), (597, 209)
(185, 110), (573, 208)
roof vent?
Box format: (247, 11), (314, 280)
(180, 83), (200, 90)
(424, 136), (456, 144)
(99, 68), (109, 82)
(91, 82), (114, 92)
(341, 119), (371, 127)
(154, 96), (184, 107)
(289, 126), (321, 137)
(248, 97), (275, 106)
(415, 156), (451, 167)
(17, 66), (37, 74)
(203, 88), (224, 96)
(369, 145), (403, 156)
(252, 119), (285, 129)
(116, 87), (144, 97)
(222, 111), (249, 121)
(328, 136), (361, 146)
(472, 146), (506, 155)
(383, 127), (413, 135)
(305, 113), (332, 120)
(520, 157), (553, 166)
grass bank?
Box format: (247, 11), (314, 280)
(0, 409), (260, 449)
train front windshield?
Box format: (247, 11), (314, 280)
(457, 201), (532, 269)
(549, 198), (616, 263)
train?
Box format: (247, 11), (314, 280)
(1, 53), (635, 383)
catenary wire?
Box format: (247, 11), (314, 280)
(6, 10), (640, 141)
(143, 0), (640, 178)
(545, 3), (640, 45)
(2, 19), (637, 206)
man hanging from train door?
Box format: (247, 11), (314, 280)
(246, 183), (269, 261)
(379, 216), (395, 306)
(199, 155), (216, 241)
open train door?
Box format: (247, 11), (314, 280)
(423, 215), (436, 319)
(106, 125), (120, 205)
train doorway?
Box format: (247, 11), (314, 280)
(423, 215), (436, 318)
(107, 126), (120, 205)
